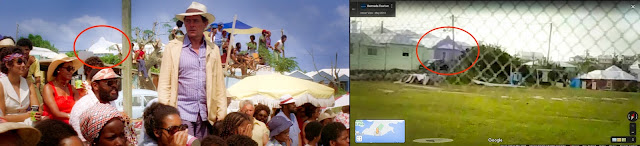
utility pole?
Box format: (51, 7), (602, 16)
(122, 0), (132, 117)
(547, 23), (552, 64)
(452, 15), (455, 50)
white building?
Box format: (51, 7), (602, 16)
(350, 27), (434, 70)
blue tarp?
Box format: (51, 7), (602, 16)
(208, 20), (263, 34)
(570, 77), (581, 88)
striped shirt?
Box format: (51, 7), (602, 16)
(177, 35), (208, 122)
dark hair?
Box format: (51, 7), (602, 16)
(226, 135), (257, 146)
(143, 102), (180, 141)
(220, 112), (252, 140)
(304, 121), (323, 142)
(254, 104), (271, 117)
(320, 122), (347, 146)
(303, 103), (317, 118)
(34, 119), (78, 146)
(281, 35), (287, 39)
(0, 46), (25, 74)
(201, 16), (209, 24)
(211, 120), (224, 136)
(249, 35), (255, 39)
(176, 20), (183, 28)
(201, 135), (226, 146)
(16, 38), (33, 50)
(84, 56), (104, 76)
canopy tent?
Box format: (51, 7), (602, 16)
(631, 61), (640, 75)
(332, 93), (349, 108)
(208, 20), (264, 34)
(31, 47), (58, 59)
(227, 74), (335, 108)
(579, 65), (637, 81)
(86, 37), (117, 55)
(86, 37), (164, 56)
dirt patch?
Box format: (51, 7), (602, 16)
(532, 96), (544, 99)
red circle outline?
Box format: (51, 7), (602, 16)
(73, 25), (131, 69)
(416, 26), (480, 76)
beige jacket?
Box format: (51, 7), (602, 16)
(157, 34), (227, 124)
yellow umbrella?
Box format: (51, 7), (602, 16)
(228, 74), (335, 108)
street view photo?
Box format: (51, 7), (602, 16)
(350, 1), (640, 145)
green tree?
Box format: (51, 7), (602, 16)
(446, 43), (523, 84)
(268, 52), (300, 73)
(22, 34), (59, 53)
(100, 54), (121, 65)
(65, 52), (75, 57)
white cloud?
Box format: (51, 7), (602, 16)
(19, 15), (119, 51)
(336, 4), (349, 19)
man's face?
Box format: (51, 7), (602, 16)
(217, 25), (222, 30)
(287, 103), (296, 113)
(93, 78), (121, 102)
(19, 46), (30, 56)
(183, 15), (207, 39)
(241, 104), (255, 116)
(282, 37), (287, 43)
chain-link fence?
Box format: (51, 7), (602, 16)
(350, 1), (640, 91)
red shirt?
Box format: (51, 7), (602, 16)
(135, 50), (145, 60)
(221, 53), (227, 64)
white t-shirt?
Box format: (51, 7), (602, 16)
(275, 40), (284, 51)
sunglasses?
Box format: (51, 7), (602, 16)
(13, 58), (25, 65)
(60, 66), (75, 72)
(98, 79), (122, 90)
(159, 124), (188, 135)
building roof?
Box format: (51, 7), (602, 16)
(579, 65), (637, 81)
(432, 36), (468, 50)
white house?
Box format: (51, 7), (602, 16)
(350, 27), (434, 70)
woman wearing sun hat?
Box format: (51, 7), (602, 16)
(42, 53), (83, 123)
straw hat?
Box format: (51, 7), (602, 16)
(47, 54), (83, 82)
(175, 2), (216, 25)
(0, 37), (15, 48)
(0, 119), (41, 145)
(318, 112), (336, 122)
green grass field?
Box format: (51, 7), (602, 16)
(351, 81), (640, 145)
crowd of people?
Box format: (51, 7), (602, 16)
(0, 2), (348, 146)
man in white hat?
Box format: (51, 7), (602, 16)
(275, 94), (302, 146)
(158, 1), (226, 140)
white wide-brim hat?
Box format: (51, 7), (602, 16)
(176, 2), (215, 25)
(47, 53), (83, 82)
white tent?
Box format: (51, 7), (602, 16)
(30, 47), (58, 59)
(87, 37), (164, 56)
(579, 65), (637, 81)
(631, 61), (640, 75)
(87, 37), (118, 55)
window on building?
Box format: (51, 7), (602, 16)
(350, 43), (354, 54)
(442, 52), (446, 60)
(368, 48), (377, 55)
(402, 52), (409, 56)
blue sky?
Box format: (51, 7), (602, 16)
(0, 0), (349, 71)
